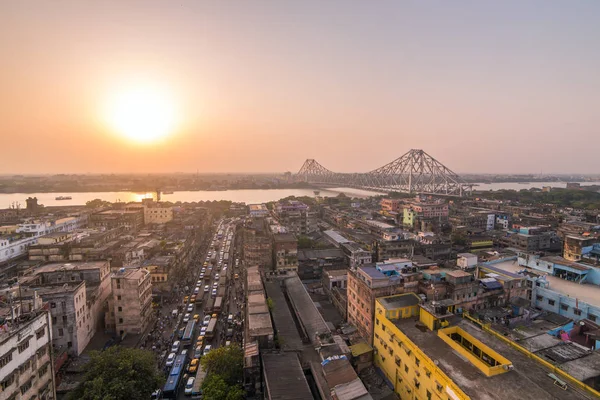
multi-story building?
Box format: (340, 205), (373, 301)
(105, 268), (153, 336)
(297, 248), (346, 280)
(381, 198), (403, 213)
(403, 198), (448, 231)
(273, 200), (318, 235)
(347, 260), (421, 344)
(89, 209), (144, 232)
(20, 282), (91, 356)
(340, 242), (372, 268)
(564, 235), (598, 261)
(495, 230), (560, 252)
(373, 294), (597, 400)
(272, 233), (298, 272)
(143, 204), (173, 225)
(243, 218), (273, 270)
(248, 204), (269, 218)
(0, 307), (55, 400)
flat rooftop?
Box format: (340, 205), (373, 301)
(324, 230), (351, 244)
(262, 353), (313, 400)
(395, 317), (594, 399)
(492, 260), (600, 307)
(284, 274), (330, 342)
(379, 293), (420, 310)
(35, 261), (108, 274)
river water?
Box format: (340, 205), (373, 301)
(2, 182), (599, 208)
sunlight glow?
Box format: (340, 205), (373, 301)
(106, 85), (178, 143)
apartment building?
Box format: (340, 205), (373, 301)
(105, 268), (153, 336)
(347, 260), (421, 344)
(0, 308), (55, 400)
(89, 209), (144, 232)
(373, 293), (599, 399)
(272, 233), (298, 272)
(273, 200), (318, 235)
(243, 218), (273, 270)
(380, 198), (403, 213)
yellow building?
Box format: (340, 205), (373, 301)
(373, 294), (595, 400)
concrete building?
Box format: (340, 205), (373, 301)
(380, 198), (403, 213)
(347, 261), (421, 344)
(243, 219), (273, 271)
(143, 204), (174, 225)
(20, 282), (91, 356)
(495, 230), (560, 252)
(248, 204), (269, 218)
(0, 308), (55, 400)
(272, 233), (298, 272)
(403, 198), (448, 231)
(89, 209), (144, 232)
(340, 242), (372, 268)
(373, 294), (599, 400)
(297, 248), (346, 280)
(564, 235), (598, 261)
(262, 353), (313, 400)
(105, 268), (153, 336)
(273, 200), (318, 235)
(457, 253), (478, 269)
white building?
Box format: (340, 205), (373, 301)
(457, 253), (478, 269)
(248, 204), (269, 218)
(0, 309), (55, 400)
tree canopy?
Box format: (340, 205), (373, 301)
(85, 198), (112, 209)
(68, 347), (164, 400)
(200, 345), (244, 400)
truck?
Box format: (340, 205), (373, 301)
(213, 296), (223, 313)
(217, 286), (226, 298)
(191, 365), (207, 399)
(205, 317), (217, 339)
(203, 297), (214, 313)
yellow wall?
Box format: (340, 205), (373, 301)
(374, 300), (469, 400)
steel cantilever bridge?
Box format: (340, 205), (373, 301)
(296, 149), (473, 197)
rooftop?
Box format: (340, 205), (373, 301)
(35, 261), (108, 274)
(379, 293), (421, 310)
(394, 317), (594, 399)
(284, 274), (330, 342)
(324, 230), (351, 244)
(540, 256), (592, 271)
(262, 353), (313, 400)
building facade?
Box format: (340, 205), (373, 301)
(105, 268), (153, 336)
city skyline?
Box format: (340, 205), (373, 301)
(2, 1), (599, 174)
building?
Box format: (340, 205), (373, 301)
(273, 200), (318, 235)
(495, 230), (560, 252)
(381, 198), (403, 213)
(564, 235), (599, 262)
(20, 282), (91, 356)
(403, 198), (448, 231)
(457, 253), (478, 269)
(340, 242), (372, 268)
(272, 233), (298, 272)
(347, 261), (421, 344)
(89, 209), (144, 232)
(105, 268), (153, 336)
(143, 204), (174, 225)
(373, 293), (599, 400)
(248, 204), (269, 218)
(0, 308), (55, 400)
(243, 218), (273, 270)
(262, 353), (313, 400)
(297, 248), (346, 280)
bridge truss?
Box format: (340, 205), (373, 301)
(296, 149), (472, 196)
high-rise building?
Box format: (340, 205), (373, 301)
(105, 268), (153, 336)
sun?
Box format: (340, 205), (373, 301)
(106, 85), (178, 143)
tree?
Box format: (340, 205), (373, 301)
(200, 345), (243, 386)
(202, 374), (229, 400)
(297, 235), (314, 249)
(67, 347), (164, 400)
(86, 198), (112, 209)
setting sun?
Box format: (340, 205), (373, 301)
(106, 85), (178, 143)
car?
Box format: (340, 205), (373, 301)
(183, 313), (190, 323)
(165, 352), (176, 367)
(215, 273), (220, 280)
(203, 315), (211, 326)
(171, 341), (180, 353)
(194, 345), (202, 358)
(178, 327), (185, 339)
(181, 349), (188, 357)
(212, 282), (218, 289)
(151, 389), (163, 399)
(222, 266), (227, 272)
(194, 287), (199, 294)
(187, 304), (194, 312)
(184, 377), (195, 395)
(211, 289), (217, 297)
(193, 314), (200, 322)
(188, 358), (199, 373)
(183, 296), (189, 303)
(228, 314), (233, 324)
(211, 313), (218, 319)
(196, 279), (202, 285)
(190, 295), (196, 303)
(226, 328), (233, 338)
(203, 345), (212, 356)
(200, 327), (207, 337)
(201, 268), (206, 273)
(204, 285), (209, 292)
(225, 340), (231, 347)
(234, 273), (239, 279)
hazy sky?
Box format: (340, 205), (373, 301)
(1, 1), (599, 174)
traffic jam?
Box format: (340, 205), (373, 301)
(158, 219), (243, 399)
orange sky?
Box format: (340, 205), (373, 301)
(1, 1), (599, 174)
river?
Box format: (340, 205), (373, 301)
(2, 181), (599, 207)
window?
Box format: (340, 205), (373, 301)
(117, 295), (122, 300)
(58, 328), (64, 336)
(119, 318), (123, 323)
(50, 302), (56, 308)
(561, 304), (569, 311)
(68, 341), (73, 348)
(18, 339), (30, 353)
(375, 318), (379, 325)
(536, 295), (543, 302)
(395, 357), (401, 367)
(118, 307), (122, 312)
(427, 390), (432, 400)
(0, 352), (13, 368)
(548, 299), (555, 306)
(405, 365), (409, 373)
(589, 314), (597, 322)
(574, 309), (582, 316)
(39, 364), (49, 378)
(415, 380), (420, 389)
(1, 374), (14, 390)
(36, 327), (46, 339)
(415, 357), (420, 367)
(20, 379), (32, 395)
(62, 315), (67, 323)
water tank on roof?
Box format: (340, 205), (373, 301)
(119, 268), (125, 273)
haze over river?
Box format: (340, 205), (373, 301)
(2, 182), (599, 208)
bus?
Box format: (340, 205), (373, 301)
(191, 365), (207, 399)
(213, 297), (223, 313)
(163, 354), (186, 399)
(182, 320), (196, 347)
(203, 297), (214, 313)
(205, 317), (217, 339)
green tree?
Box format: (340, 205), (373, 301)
(68, 347), (163, 400)
(297, 235), (314, 249)
(202, 374), (229, 400)
(86, 198), (112, 209)
(200, 345), (243, 386)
